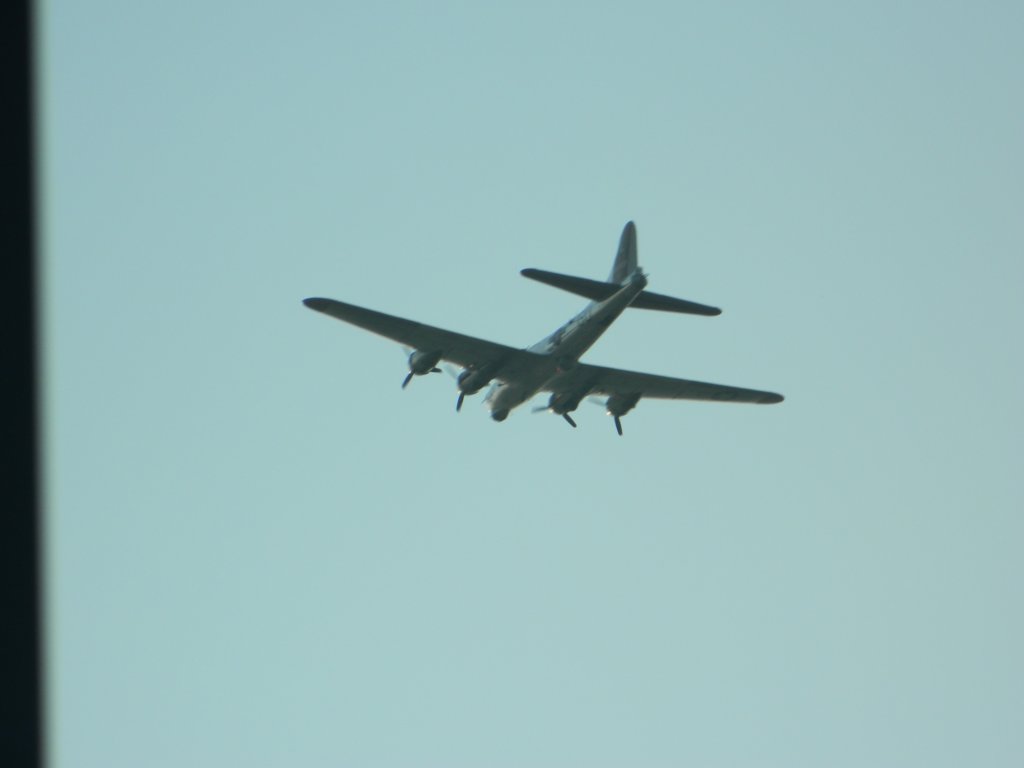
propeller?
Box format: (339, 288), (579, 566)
(578, 396), (629, 434)
(438, 364), (468, 411)
(531, 403), (577, 428)
(400, 348), (443, 389)
(401, 366), (441, 389)
(604, 393), (639, 437)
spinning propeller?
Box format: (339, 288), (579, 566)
(532, 403), (577, 428)
(401, 348), (443, 389)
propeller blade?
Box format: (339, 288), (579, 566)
(456, 392), (465, 412)
(562, 413), (577, 428)
(402, 372), (414, 389)
(614, 415), (623, 436)
(531, 405), (549, 414)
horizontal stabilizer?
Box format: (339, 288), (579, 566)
(520, 268), (721, 316)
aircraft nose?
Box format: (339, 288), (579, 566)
(491, 408), (510, 422)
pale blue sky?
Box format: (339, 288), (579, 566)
(43, 2), (1022, 766)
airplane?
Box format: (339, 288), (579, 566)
(303, 221), (783, 435)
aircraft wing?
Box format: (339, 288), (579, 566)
(302, 297), (544, 374)
(553, 361), (784, 404)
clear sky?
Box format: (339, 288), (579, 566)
(42, 2), (1023, 766)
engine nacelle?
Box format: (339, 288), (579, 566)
(606, 393), (640, 417)
(457, 362), (498, 395)
(548, 389), (587, 415)
(606, 393), (640, 436)
(408, 349), (443, 375)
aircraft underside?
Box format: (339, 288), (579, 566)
(303, 221), (783, 435)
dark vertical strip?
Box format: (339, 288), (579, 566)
(3, 0), (44, 765)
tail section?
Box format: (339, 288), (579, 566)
(519, 220), (723, 317)
(609, 221), (638, 284)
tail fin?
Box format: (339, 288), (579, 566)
(608, 221), (638, 284)
(519, 219), (722, 316)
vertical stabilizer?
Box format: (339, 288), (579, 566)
(608, 221), (638, 284)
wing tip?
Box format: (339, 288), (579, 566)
(303, 297), (331, 311)
(760, 392), (785, 404)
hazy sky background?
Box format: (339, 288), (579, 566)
(43, 2), (1022, 766)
